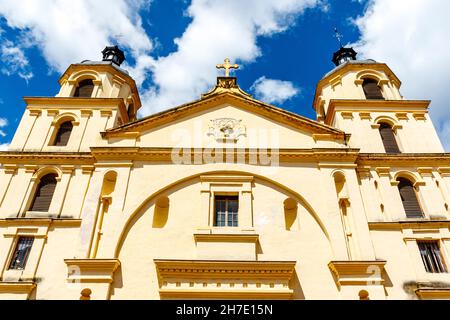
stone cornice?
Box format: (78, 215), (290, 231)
(154, 260), (296, 281)
(415, 288), (450, 300)
(0, 218), (82, 228)
(0, 152), (94, 165)
(358, 153), (450, 167)
(24, 97), (125, 108)
(194, 233), (259, 243)
(368, 220), (450, 231)
(90, 147), (360, 164)
(325, 100), (430, 125)
(0, 282), (36, 294)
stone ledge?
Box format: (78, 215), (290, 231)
(328, 261), (386, 287)
(416, 288), (450, 300)
(155, 259), (296, 300)
(0, 281), (36, 295)
(64, 259), (120, 283)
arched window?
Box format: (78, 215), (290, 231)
(127, 104), (136, 122)
(74, 79), (94, 98)
(29, 174), (58, 212)
(363, 79), (384, 100)
(51, 121), (73, 146)
(397, 178), (423, 218)
(379, 123), (400, 154)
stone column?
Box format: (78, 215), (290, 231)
(418, 168), (446, 218)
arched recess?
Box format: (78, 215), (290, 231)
(355, 70), (387, 85)
(393, 171), (423, 185)
(374, 115), (399, 128)
(25, 167), (62, 213)
(68, 70), (102, 97)
(113, 171), (331, 258)
(49, 113), (80, 147)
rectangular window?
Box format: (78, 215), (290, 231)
(8, 237), (34, 270)
(418, 241), (447, 273)
(214, 196), (238, 227)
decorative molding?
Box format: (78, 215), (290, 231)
(64, 259), (121, 283)
(395, 112), (409, 121)
(81, 165), (95, 174)
(324, 99), (430, 126)
(28, 109), (42, 117)
(46, 109), (60, 117)
(357, 167), (372, 178)
(438, 168), (450, 177)
(61, 165), (75, 174)
(194, 233), (259, 243)
(368, 221), (450, 231)
(0, 282), (36, 295)
(330, 75), (342, 89)
(2, 164), (18, 175)
(358, 154), (450, 167)
(100, 110), (113, 117)
(376, 167), (391, 177)
(416, 288), (450, 300)
(413, 112), (427, 121)
(359, 112), (372, 120)
(154, 260), (296, 300)
(418, 167), (434, 177)
(341, 112), (354, 120)
(24, 165), (38, 174)
(328, 261), (386, 287)
(80, 109), (93, 117)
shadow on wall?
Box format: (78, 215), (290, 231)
(291, 271), (306, 300)
(152, 196), (170, 228)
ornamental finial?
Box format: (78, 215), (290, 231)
(216, 58), (239, 77)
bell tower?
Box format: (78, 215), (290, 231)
(9, 46), (141, 153)
(313, 45), (444, 154)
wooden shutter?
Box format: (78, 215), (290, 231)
(379, 123), (400, 154)
(363, 79), (384, 100)
(398, 178), (423, 218)
(29, 174), (57, 212)
(53, 121), (73, 146)
(74, 79), (94, 97)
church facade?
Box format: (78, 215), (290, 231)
(0, 46), (449, 300)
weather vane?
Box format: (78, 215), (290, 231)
(334, 27), (343, 48)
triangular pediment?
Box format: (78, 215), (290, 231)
(105, 91), (344, 139)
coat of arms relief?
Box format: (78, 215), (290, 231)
(207, 118), (246, 141)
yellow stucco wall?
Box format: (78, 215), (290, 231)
(0, 60), (449, 300)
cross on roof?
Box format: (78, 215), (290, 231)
(216, 58), (239, 77)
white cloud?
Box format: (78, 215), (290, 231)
(0, 0), (153, 74)
(352, 0), (450, 150)
(0, 117), (8, 137)
(0, 0), (325, 119)
(0, 143), (10, 151)
(139, 0), (325, 115)
(1, 40), (33, 81)
(251, 76), (300, 104)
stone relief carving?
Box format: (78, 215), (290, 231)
(207, 118), (246, 141)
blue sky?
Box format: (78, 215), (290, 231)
(0, 0), (449, 149)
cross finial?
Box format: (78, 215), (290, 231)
(216, 58), (239, 77)
(334, 27), (344, 48)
